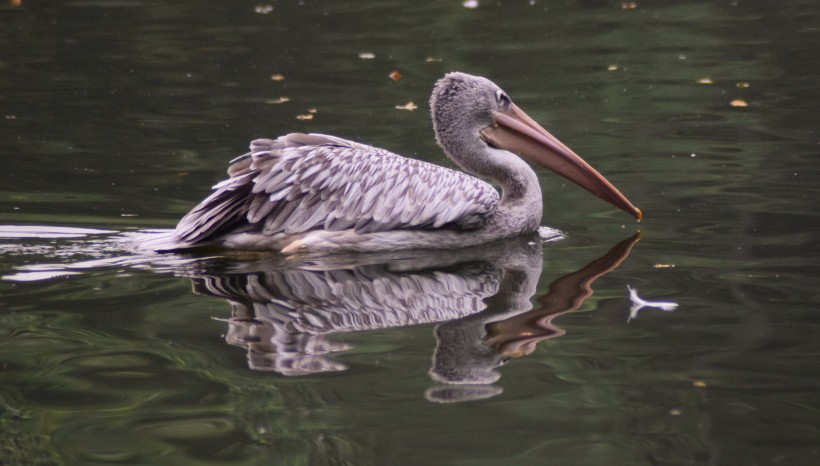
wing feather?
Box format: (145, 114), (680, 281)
(172, 133), (500, 246)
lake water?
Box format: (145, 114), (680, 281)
(2, 1), (819, 464)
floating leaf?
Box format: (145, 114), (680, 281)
(692, 380), (707, 388)
(736, 82), (750, 88)
(621, 2), (637, 9)
(388, 70), (402, 81)
(425, 57), (443, 63)
(270, 73), (285, 81)
(395, 102), (418, 111)
(607, 64), (618, 71)
(358, 52), (376, 60)
(266, 97), (290, 104)
(730, 99), (748, 107)
(697, 77), (713, 84)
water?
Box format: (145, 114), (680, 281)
(2, 0), (819, 464)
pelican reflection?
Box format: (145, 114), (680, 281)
(188, 233), (640, 401)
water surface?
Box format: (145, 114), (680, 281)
(2, 1), (820, 464)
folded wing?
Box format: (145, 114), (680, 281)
(173, 133), (500, 246)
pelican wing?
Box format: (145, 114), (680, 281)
(174, 133), (500, 245)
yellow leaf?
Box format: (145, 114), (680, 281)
(395, 102), (418, 111)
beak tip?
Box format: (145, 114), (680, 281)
(635, 207), (643, 222)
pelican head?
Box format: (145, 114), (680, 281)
(430, 72), (641, 221)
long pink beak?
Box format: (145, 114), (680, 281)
(480, 103), (642, 221)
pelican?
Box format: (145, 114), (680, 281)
(153, 72), (641, 254)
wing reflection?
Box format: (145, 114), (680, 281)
(189, 233), (640, 401)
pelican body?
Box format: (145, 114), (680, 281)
(157, 72), (640, 254)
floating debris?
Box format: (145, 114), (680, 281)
(692, 380), (707, 388)
(395, 102), (418, 111)
(296, 113), (314, 121)
(730, 99), (748, 107)
(270, 73), (285, 81)
(308, 108), (317, 114)
(254, 4), (273, 14)
(627, 285), (678, 321)
(463, 0), (479, 9)
(388, 70), (402, 81)
(736, 82), (750, 88)
(266, 96), (290, 104)
(358, 52), (376, 60)
(697, 77), (713, 84)
(607, 64), (618, 71)
(4, 114), (17, 119)
(653, 263), (676, 268)
(425, 57), (443, 63)
(621, 2), (637, 9)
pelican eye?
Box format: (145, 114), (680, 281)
(495, 90), (511, 109)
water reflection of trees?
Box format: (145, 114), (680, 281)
(189, 233), (640, 402)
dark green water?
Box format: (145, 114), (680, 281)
(2, 0), (819, 464)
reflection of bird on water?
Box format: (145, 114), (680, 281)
(150, 72), (639, 254)
(189, 233), (640, 402)
(428, 233), (640, 402)
(192, 239), (526, 376)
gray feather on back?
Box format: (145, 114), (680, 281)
(174, 133), (500, 245)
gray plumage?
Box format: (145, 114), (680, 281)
(149, 72), (566, 253)
(173, 133), (500, 246)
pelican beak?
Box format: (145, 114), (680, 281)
(480, 103), (642, 221)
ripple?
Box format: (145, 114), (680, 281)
(0, 225), (116, 239)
